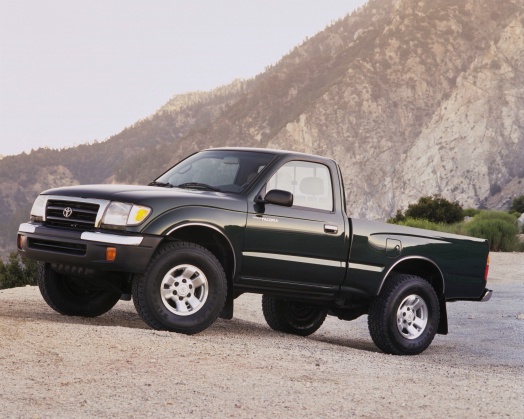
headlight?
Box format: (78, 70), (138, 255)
(101, 202), (151, 228)
(30, 195), (48, 221)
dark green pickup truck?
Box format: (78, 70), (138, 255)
(17, 148), (491, 355)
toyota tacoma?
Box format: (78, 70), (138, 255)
(17, 148), (492, 355)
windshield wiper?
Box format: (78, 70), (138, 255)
(176, 182), (221, 192)
(148, 181), (174, 188)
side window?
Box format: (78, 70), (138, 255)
(267, 161), (333, 211)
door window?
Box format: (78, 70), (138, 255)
(267, 161), (333, 211)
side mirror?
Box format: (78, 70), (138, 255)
(262, 189), (293, 207)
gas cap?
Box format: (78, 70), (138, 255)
(386, 239), (402, 258)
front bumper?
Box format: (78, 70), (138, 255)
(17, 222), (162, 274)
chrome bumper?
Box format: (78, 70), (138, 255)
(479, 288), (493, 302)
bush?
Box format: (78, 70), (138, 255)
(510, 194), (524, 213)
(389, 195), (464, 224)
(388, 209), (405, 224)
(0, 253), (38, 290)
(393, 217), (463, 234)
(471, 210), (518, 224)
(404, 195), (464, 224)
(463, 208), (480, 217)
(464, 211), (518, 252)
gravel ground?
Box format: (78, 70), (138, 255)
(0, 252), (522, 418)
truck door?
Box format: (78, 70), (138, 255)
(241, 160), (347, 293)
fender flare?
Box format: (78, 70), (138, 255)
(165, 222), (237, 278)
(377, 255), (445, 296)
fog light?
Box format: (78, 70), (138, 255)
(106, 247), (116, 262)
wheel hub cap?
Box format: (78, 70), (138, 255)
(160, 264), (209, 316)
(396, 294), (428, 340)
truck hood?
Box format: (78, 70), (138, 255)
(41, 184), (245, 212)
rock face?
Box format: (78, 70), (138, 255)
(400, 15), (524, 213)
(0, 0), (523, 258)
(265, 0), (524, 218)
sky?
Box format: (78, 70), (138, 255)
(0, 0), (367, 156)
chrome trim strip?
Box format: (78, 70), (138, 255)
(18, 223), (36, 234)
(166, 223), (237, 276)
(81, 232), (143, 246)
(347, 262), (384, 273)
(243, 251), (343, 268)
(41, 195), (111, 227)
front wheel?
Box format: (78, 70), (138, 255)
(37, 262), (121, 317)
(262, 295), (327, 336)
(368, 274), (439, 355)
(132, 242), (227, 334)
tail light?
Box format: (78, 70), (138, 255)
(484, 253), (490, 280)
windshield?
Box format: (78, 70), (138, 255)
(152, 150), (275, 193)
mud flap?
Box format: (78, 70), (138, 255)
(437, 295), (448, 335)
(219, 289), (234, 319)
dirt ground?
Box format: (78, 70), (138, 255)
(0, 252), (522, 418)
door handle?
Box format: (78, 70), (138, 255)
(324, 224), (338, 234)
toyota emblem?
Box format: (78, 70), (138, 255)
(63, 207), (73, 218)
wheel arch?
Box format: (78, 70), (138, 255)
(164, 223), (236, 281)
(379, 256), (445, 296)
(378, 256), (448, 335)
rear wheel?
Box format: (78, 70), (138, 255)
(37, 262), (121, 317)
(368, 274), (439, 355)
(132, 241), (227, 334)
(262, 295), (327, 336)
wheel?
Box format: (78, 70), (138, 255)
(368, 274), (439, 355)
(132, 241), (227, 334)
(37, 262), (121, 317)
(262, 295), (327, 336)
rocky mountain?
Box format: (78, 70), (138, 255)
(1, 0), (523, 258)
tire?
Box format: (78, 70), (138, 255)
(262, 295), (327, 336)
(368, 274), (439, 355)
(37, 262), (121, 317)
(132, 241), (227, 334)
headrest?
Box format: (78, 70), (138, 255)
(299, 177), (324, 196)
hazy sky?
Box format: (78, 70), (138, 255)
(0, 0), (367, 156)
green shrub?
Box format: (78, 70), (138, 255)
(390, 195), (464, 224)
(405, 195), (464, 224)
(387, 209), (406, 224)
(393, 218), (464, 234)
(510, 194), (524, 213)
(0, 253), (38, 290)
(472, 210), (518, 224)
(463, 208), (480, 217)
(464, 211), (518, 252)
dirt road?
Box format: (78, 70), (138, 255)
(0, 253), (522, 418)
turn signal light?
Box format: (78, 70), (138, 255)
(106, 247), (116, 262)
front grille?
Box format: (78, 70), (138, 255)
(28, 238), (87, 256)
(45, 199), (100, 230)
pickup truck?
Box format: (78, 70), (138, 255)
(17, 148), (492, 355)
